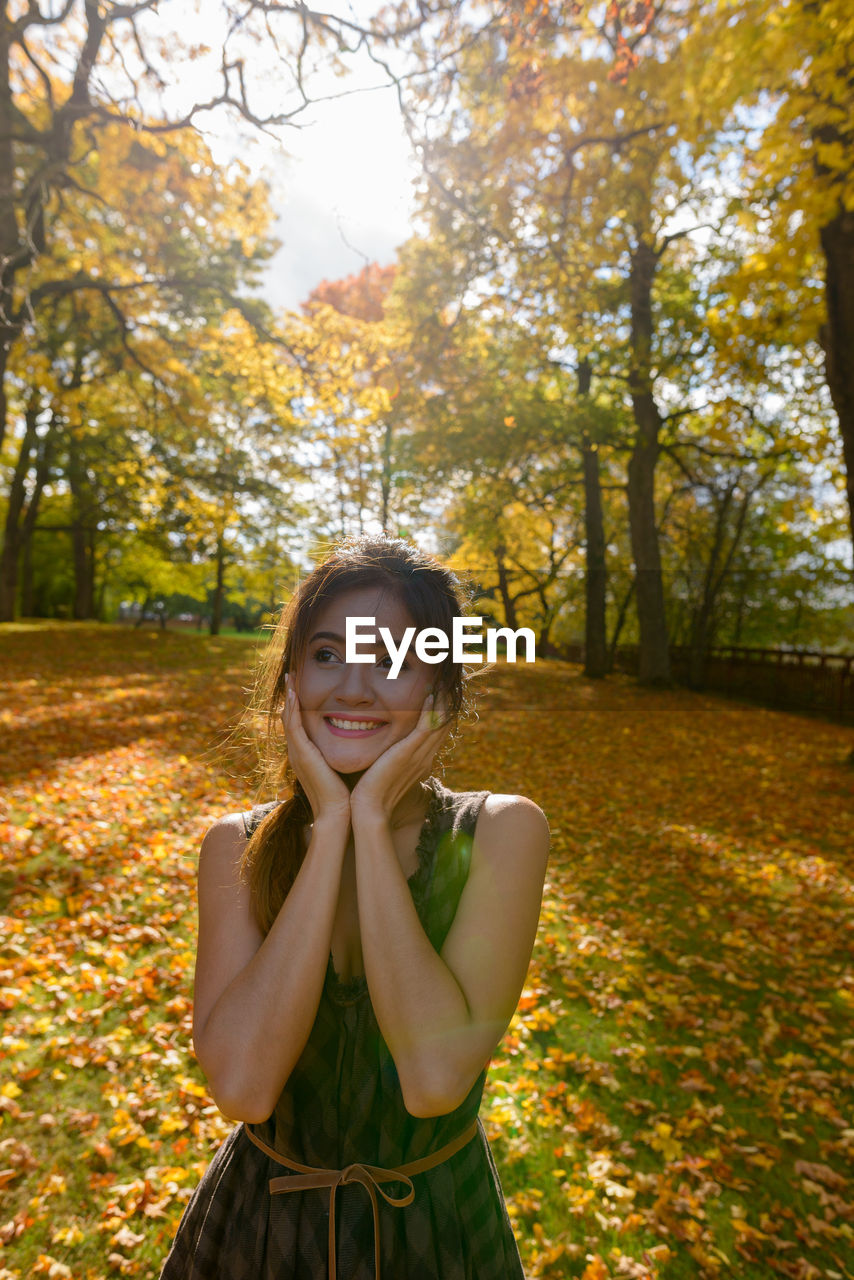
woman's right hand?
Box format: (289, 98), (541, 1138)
(281, 676), (351, 825)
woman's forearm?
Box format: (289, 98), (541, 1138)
(351, 810), (500, 1118)
(193, 814), (349, 1123)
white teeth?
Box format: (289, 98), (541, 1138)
(327, 717), (384, 731)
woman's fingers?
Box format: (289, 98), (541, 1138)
(283, 683), (318, 755)
(280, 675), (350, 820)
(351, 690), (452, 819)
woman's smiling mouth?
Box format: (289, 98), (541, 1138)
(324, 715), (389, 736)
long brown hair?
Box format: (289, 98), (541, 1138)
(239, 533), (472, 934)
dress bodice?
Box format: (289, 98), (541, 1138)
(243, 776), (489, 1170)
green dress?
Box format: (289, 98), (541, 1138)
(159, 777), (526, 1279)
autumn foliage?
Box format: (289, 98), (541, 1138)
(1, 626), (852, 1278)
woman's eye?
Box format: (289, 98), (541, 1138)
(379, 654), (408, 672)
(314, 646), (339, 664)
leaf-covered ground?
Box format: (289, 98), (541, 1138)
(0, 624), (852, 1280)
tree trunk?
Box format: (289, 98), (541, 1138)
(380, 418), (393, 529)
(0, 518), (19, 621)
(626, 425), (670, 684)
(577, 357), (608, 678)
(732, 578), (748, 646)
(819, 207), (854, 571)
(688, 482), (757, 687)
(533, 582), (555, 655)
(70, 520), (96, 619)
(582, 436), (608, 678)
(17, 419), (53, 617)
(688, 609), (711, 690)
(68, 431), (96, 619)
(95, 570), (108, 621)
(0, 7), (111, 465)
(608, 577), (636, 672)
(494, 547), (518, 630)
(20, 532), (34, 616)
(134, 596), (151, 628)
(0, 16), (19, 460)
(627, 236), (670, 686)
(0, 403), (41, 620)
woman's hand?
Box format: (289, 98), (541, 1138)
(350, 693), (451, 824)
(281, 677), (351, 825)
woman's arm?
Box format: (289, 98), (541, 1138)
(193, 681), (353, 1123)
(352, 790), (549, 1118)
(191, 807), (350, 1124)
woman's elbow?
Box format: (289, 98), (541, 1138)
(206, 1077), (276, 1125)
(402, 1087), (458, 1119)
(400, 1062), (480, 1119)
(193, 1041), (276, 1124)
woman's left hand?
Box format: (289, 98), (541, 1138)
(350, 693), (451, 823)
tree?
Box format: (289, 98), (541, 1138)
(157, 308), (301, 635)
(399, 0), (743, 683)
(282, 266), (410, 537)
(2, 0), (430, 451)
(652, 0), (854, 568)
(0, 0), (445, 619)
(0, 118), (281, 619)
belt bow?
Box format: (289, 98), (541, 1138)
(245, 1119), (478, 1280)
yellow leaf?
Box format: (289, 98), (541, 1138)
(731, 1218), (767, 1239)
(51, 1224), (85, 1246)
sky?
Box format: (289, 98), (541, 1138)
(70, 0), (424, 317)
(172, 0), (424, 316)
(259, 82), (419, 312)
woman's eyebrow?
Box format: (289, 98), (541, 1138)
(308, 628), (406, 650)
(308, 630), (346, 644)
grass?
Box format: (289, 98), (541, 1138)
(0, 623), (852, 1279)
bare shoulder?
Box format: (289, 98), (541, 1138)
(470, 793), (550, 881)
(477, 793), (550, 848)
(200, 812), (249, 859)
(197, 808), (261, 901)
(199, 819), (250, 880)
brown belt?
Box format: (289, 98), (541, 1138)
(244, 1118), (478, 1280)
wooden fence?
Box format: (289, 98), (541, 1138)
(563, 644), (854, 724)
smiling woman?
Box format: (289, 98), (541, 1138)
(297, 585), (434, 778)
(158, 532), (550, 1280)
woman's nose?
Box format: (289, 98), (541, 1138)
(334, 661), (374, 702)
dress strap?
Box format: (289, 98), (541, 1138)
(243, 1119), (479, 1280)
(241, 800), (282, 840)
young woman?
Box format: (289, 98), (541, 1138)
(159, 534), (550, 1279)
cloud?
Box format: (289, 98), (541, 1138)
(261, 86), (417, 311)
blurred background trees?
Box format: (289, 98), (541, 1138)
(0, 0), (850, 664)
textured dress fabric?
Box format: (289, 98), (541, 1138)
(159, 777), (526, 1280)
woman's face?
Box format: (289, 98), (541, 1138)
(293, 585), (436, 777)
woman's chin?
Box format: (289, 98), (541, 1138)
(323, 749), (380, 781)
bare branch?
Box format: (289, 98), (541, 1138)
(11, 0), (76, 40)
(661, 221), (717, 250)
(244, 0), (434, 47)
(15, 33), (55, 110)
(22, 271), (163, 319)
